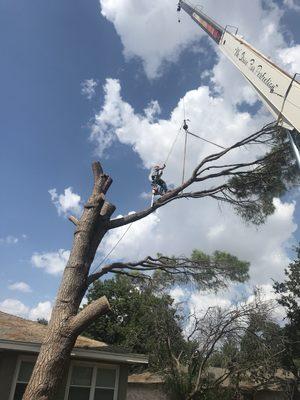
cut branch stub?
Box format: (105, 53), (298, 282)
(101, 202), (116, 219)
(69, 296), (110, 334)
(68, 216), (79, 226)
(92, 161), (103, 182)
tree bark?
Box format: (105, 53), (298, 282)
(23, 163), (112, 400)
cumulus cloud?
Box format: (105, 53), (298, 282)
(49, 187), (83, 218)
(8, 282), (32, 293)
(100, 0), (200, 78)
(90, 0), (299, 317)
(0, 235), (19, 245)
(0, 299), (52, 321)
(284, 0), (300, 11)
(0, 299), (30, 318)
(170, 287), (185, 303)
(29, 301), (52, 321)
(190, 291), (232, 316)
(99, 0), (285, 79)
(278, 45), (300, 75)
(31, 249), (70, 276)
(81, 79), (98, 100)
(99, 212), (160, 261)
(89, 77), (297, 289)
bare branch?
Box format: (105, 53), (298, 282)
(108, 123), (281, 230)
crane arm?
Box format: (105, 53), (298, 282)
(180, 0), (300, 134)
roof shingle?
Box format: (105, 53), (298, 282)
(0, 311), (107, 349)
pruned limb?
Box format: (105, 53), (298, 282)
(108, 122), (285, 230)
(100, 202), (116, 219)
(68, 215), (79, 226)
(92, 161), (103, 182)
(87, 252), (249, 288)
(69, 296), (110, 334)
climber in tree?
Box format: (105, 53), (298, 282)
(150, 164), (168, 195)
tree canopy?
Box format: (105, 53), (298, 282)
(84, 248), (249, 370)
(84, 274), (186, 370)
(274, 247), (300, 388)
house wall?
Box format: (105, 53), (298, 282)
(0, 351), (19, 400)
(127, 383), (168, 400)
(0, 350), (129, 400)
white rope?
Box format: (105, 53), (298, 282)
(90, 223), (133, 275)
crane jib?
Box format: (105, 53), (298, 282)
(180, 0), (300, 135)
(180, 1), (224, 44)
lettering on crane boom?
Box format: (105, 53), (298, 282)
(220, 32), (300, 132)
(234, 48), (279, 93)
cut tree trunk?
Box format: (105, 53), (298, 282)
(23, 163), (113, 400)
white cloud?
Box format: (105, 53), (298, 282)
(49, 187), (83, 218)
(170, 287), (185, 303)
(100, 0), (200, 78)
(0, 235), (19, 245)
(0, 299), (29, 318)
(31, 249), (70, 276)
(246, 283), (286, 322)
(99, 0), (285, 79)
(0, 299), (52, 321)
(278, 45), (300, 75)
(90, 78), (297, 289)
(8, 282), (32, 293)
(90, 0), (300, 305)
(99, 212), (160, 261)
(81, 79), (98, 100)
(284, 0), (300, 11)
(29, 301), (52, 321)
(144, 100), (161, 122)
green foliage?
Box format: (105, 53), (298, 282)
(83, 275), (186, 371)
(230, 130), (299, 225)
(193, 250), (250, 285)
(37, 318), (48, 325)
(274, 246), (300, 378)
(148, 250), (249, 293)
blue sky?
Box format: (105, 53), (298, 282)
(0, 0), (300, 320)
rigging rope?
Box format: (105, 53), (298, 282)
(90, 223), (133, 275)
(182, 127), (188, 184)
(187, 130), (226, 150)
(164, 124), (183, 165)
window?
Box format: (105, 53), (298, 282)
(10, 358), (119, 400)
(13, 360), (35, 400)
(66, 363), (119, 400)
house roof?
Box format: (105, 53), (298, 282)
(0, 311), (106, 349)
(0, 312), (148, 365)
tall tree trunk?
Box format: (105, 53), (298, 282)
(23, 163), (113, 400)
